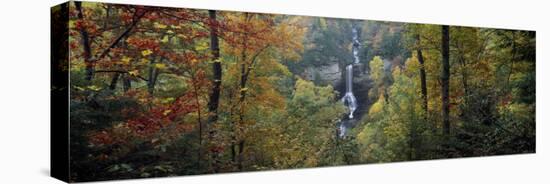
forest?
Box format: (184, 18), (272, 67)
(55, 2), (535, 182)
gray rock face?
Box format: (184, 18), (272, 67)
(303, 63), (342, 87)
(383, 59), (393, 72)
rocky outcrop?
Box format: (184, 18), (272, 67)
(303, 63), (342, 87)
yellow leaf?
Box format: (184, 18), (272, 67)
(140, 58), (150, 65)
(163, 110), (172, 116)
(121, 56), (131, 65)
(177, 34), (187, 39)
(194, 42), (209, 51)
(154, 22), (167, 29)
(368, 95), (385, 116)
(155, 63), (166, 69)
(161, 36), (169, 43)
(141, 49), (153, 57)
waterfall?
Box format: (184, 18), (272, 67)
(342, 65), (358, 119)
(339, 122), (346, 137)
(339, 22), (361, 138)
(346, 66), (356, 96)
(352, 22), (361, 64)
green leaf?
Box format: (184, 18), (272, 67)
(87, 85), (102, 91)
(107, 165), (120, 172)
(141, 172), (151, 177)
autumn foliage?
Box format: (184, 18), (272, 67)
(65, 2), (535, 182)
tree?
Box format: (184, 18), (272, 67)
(218, 12), (306, 170)
(73, 2), (147, 81)
(358, 67), (422, 162)
(74, 1), (93, 81)
(368, 56), (388, 103)
(441, 25), (450, 135)
(271, 79), (345, 168)
(206, 9), (222, 171)
(415, 34), (428, 119)
(207, 10), (222, 125)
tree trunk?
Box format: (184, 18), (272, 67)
(232, 13), (251, 171)
(207, 10), (222, 124)
(239, 63), (248, 103)
(408, 34), (428, 160)
(237, 140), (245, 170)
(74, 1), (94, 81)
(458, 54), (470, 122)
(416, 34), (428, 119)
(123, 74), (131, 92)
(147, 57), (158, 95)
(441, 25), (451, 135)
(109, 73), (120, 90)
(191, 77), (204, 170)
(506, 33), (517, 88)
(206, 10), (222, 173)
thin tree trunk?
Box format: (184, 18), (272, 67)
(238, 140), (245, 170)
(123, 74), (131, 92)
(239, 64), (248, 103)
(232, 13), (251, 171)
(147, 56), (161, 96)
(411, 33), (427, 160)
(109, 73), (120, 90)
(236, 63), (248, 170)
(234, 49), (248, 171)
(412, 34), (426, 160)
(74, 1), (94, 81)
(506, 33), (516, 88)
(192, 77), (203, 170)
(416, 34), (428, 119)
(234, 44), (269, 169)
(147, 57), (157, 95)
(104, 5), (111, 29)
(458, 54), (470, 119)
(441, 25), (451, 135)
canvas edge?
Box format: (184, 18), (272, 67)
(51, 1), (71, 183)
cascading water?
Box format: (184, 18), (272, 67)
(352, 24), (361, 64)
(339, 22), (361, 138)
(339, 121), (346, 137)
(341, 65), (358, 119)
